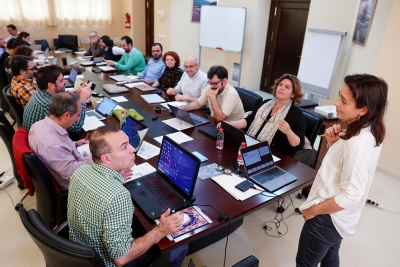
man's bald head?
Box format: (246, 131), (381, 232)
(183, 56), (199, 77)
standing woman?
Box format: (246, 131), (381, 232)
(152, 51), (183, 90)
(296, 74), (388, 267)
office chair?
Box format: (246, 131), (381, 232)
(144, 55), (152, 64)
(19, 207), (106, 267)
(34, 39), (50, 51)
(5, 67), (13, 84)
(53, 38), (59, 50)
(291, 109), (324, 168)
(80, 37), (90, 48)
(0, 110), (25, 190)
(0, 71), (11, 113)
(234, 86), (264, 112)
(3, 85), (24, 127)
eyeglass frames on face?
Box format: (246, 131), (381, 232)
(208, 79), (222, 86)
(184, 64), (196, 69)
(89, 35), (97, 38)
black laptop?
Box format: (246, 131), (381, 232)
(121, 116), (149, 150)
(125, 136), (201, 219)
(65, 67), (78, 88)
(221, 121), (259, 148)
(241, 141), (297, 192)
(168, 104), (209, 127)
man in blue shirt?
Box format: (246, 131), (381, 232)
(137, 43), (165, 84)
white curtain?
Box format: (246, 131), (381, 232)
(20, 0), (53, 26)
(0, 0), (21, 26)
(53, 0), (111, 25)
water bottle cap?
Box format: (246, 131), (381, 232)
(219, 128), (223, 133)
(241, 142), (246, 147)
(121, 110), (125, 115)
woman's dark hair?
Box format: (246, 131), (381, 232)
(162, 51), (180, 68)
(6, 38), (15, 49)
(17, 31), (30, 40)
(9, 45), (33, 64)
(99, 35), (114, 47)
(341, 74), (388, 146)
(270, 74), (304, 106)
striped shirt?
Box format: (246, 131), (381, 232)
(11, 76), (38, 107)
(68, 164), (134, 267)
(22, 89), (86, 132)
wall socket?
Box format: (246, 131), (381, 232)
(158, 34), (165, 38)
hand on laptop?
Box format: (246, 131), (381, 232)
(120, 168), (134, 182)
(158, 208), (184, 236)
(77, 84), (92, 103)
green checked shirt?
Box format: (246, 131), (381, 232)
(22, 89), (86, 132)
(68, 164), (134, 267)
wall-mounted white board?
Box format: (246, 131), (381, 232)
(297, 28), (346, 98)
(199, 6), (246, 53)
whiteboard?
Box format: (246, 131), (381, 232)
(199, 6), (246, 53)
(297, 29), (346, 98)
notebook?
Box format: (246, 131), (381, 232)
(168, 104), (209, 127)
(241, 141), (297, 192)
(125, 136), (201, 219)
(85, 96), (117, 121)
(221, 121), (259, 148)
(121, 115), (149, 150)
(135, 84), (157, 92)
(65, 67), (78, 88)
(140, 94), (165, 104)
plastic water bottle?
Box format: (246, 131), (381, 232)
(216, 128), (224, 150)
(237, 142), (246, 172)
(120, 110), (126, 129)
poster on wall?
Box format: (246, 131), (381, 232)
(192, 0), (217, 22)
(352, 0), (378, 46)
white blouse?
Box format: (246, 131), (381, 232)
(300, 126), (382, 238)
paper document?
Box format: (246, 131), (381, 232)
(111, 96), (129, 103)
(110, 75), (132, 82)
(37, 55), (54, 59)
(162, 118), (193, 131)
(82, 116), (105, 132)
(76, 143), (91, 157)
(95, 62), (107, 66)
(55, 50), (68, 54)
(125, 82), (146, 88)
(76, 56), (90, 61)
(272, 155), (280, 162)
(160, 101), (188, 109)
(154, 132), (193, 144)
(64, 74), (84, 79)
(99, 66), (117, 72)
(136, 141), (160, 160)
(124, 162), (156, 183)
(140, 94), (165, 104)
(74, 51), (86, 55)
(212, 174), (263, 201)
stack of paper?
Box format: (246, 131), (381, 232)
(82, 116), (105, 132)
(76, 143), (91, 157)
(140, 94), (165, 104)
(99, 66), (117, 72)
(125, 82), (146, 88)
(136, 141), (160, 160)
(160, 101), (188, 109)
(124, 162), (156, 183)
(154, 132), (193, 144)
(211, 174), (263, 201)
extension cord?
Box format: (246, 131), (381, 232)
(0, 175), (15, 190)
(366, 198), (384, 209)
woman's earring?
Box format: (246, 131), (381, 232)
(357, 115), (360, 121)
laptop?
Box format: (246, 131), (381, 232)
(125, 135), (201, 219)
(121, 115), (149, 150)
(241, 141), (297, 192)
(85, 96), (117, 121)
(52, 57), (58, 65)
(168, 104), (209, 127)
(221, 121), (259, 147)
(65, 67), (78, 88)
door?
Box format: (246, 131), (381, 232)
(260, 0), (310, 93)
(145, 0), (154, 56)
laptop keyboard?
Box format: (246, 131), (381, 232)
(86, 111), (103, 120)
(253, 167), (286, 184)
(141, 175), (182, 209)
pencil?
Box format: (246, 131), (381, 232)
(320, 129), (346, 137)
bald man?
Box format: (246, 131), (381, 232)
(84, 31), (105, 57)
(166, 56), (208, 102)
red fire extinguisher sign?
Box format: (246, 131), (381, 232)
(125, 13), (131, 29)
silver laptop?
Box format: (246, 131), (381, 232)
(65, 67), (78, 88)
(241, 141), (297, 192)
(168, 104), (209, 127)
(85, 96), (117, 121)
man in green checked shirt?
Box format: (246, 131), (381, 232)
(68, 125), (187, 267)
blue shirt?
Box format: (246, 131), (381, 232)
(137, 57), (165, 80)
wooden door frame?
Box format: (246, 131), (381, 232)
(145, 0), (154, 56)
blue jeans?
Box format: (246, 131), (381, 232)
(296, 214), (343, 267)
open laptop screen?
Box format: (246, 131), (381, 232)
(121, 116), (148, 149)
(157, 137), (199, 197)
(69, 67), (78, 82)
(242, 143), (274, 175)
(95, 97), (117, 117)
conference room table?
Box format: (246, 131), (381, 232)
(49, 52), (318, 253)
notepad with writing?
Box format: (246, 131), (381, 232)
(140, 94), (165, 104)
(171, 206), (211, 239)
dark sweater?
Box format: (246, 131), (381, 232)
(245, 99), (306, 155)
(104, 46), (122, 61)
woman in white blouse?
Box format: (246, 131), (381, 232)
(296, 74), (388, 267)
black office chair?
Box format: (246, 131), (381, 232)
(234, 86), (264, 112)
(53, 38), (59, 50)
(291, 109), (324, 168)
(3, 85), (24, 127)
(19, 207), (106, 267)
(0, 110), (25, 190)
(34, 39), (50, 51)
(0, 72), (11, 113)
(144, 55), (152, 64)
(5, 67), (13, 84)
(23, 153), (68, 229)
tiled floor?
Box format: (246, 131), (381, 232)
(1, 109), (399, 266)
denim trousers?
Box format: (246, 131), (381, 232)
(296, 214), (343, 267)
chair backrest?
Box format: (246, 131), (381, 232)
(300, 109), (324, 146)
(53, 38), (59, 49)
(23, 153), (58, 229)
(19, 207), (106, 267)
(3, 85), (23, 127)
(5, 67), (13, 84)
(34, 39), (50, 51)
(234, 87), (264, 112)
(144, 55), (152, 64)
(80, 37), (90, 48)
(0, 71), (10, 112)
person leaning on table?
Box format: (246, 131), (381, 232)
(296, 74), (388, 267)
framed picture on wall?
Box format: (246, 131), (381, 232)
(352, 0), (378, 46)
(192, 0), (217, 23)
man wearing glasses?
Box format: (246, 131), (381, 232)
(137, 43), (165, 84)
(84, 31), (105, 58)
(181, 65), (245, 122)
(10, 55), (38, 107)
(166, 56), (208, 102)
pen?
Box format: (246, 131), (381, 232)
(85, 134), (89, 141)
(320, 129), (346, 137)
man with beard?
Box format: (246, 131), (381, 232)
(83, 31), (105, 58)
(10, 55), (38, 107)
(105, 36), (146, 75)
(137, 43), (165, 84)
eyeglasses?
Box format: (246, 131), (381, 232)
(89, 35), (97, 38)
(184, 64), (196, 69)
(208, 79), (222, 86)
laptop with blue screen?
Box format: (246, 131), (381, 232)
(125, 136), (201, 219)
(120, 116), (149, 150)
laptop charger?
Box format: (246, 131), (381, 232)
(0, 175), (15, 190)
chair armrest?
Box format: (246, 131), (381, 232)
(291, 149), (317, 168)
